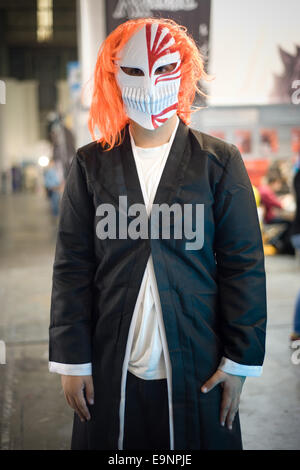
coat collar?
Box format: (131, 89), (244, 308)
(120, 118), (191, 215)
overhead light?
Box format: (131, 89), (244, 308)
(37, 0), (53, 42)
(38, 156), (50, 167)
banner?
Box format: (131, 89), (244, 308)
(105, 0), (211, 52)
(209, 0), (300, 105)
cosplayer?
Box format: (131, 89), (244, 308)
(49, 18), (267, 450)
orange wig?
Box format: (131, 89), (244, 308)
(88, 17), (212, 150)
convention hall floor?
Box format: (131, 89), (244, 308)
(0, 192), (299, 450)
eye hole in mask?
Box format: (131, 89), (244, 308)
(154, 63), (177, 75)
(120, 63), (178, 77)
(121, 67), (144, 76)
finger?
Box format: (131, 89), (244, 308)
(68, 395), (86, 423)
(64, 393), (73, 409)
(74, 394), (90, 421)
(84, 378), (94, 405)
(220, 387), (232, 427)
(226, 398), (239, 430)
(201, 371), (223, 393)
(74, 392), (91, 421)
(63, 387), (76, 409)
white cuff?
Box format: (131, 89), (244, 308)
(48, 361), (92, 376)
(218, 357), (263, 377)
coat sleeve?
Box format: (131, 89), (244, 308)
(49, 151), (97, 365)
(214, 145), (267, 366)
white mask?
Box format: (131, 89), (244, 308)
(116, 23), (181, 130)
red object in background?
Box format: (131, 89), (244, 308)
(258, 183), (283, 223)
(260, 129), (278, 153)
(235, 130), (252, 154)
(291, 128), (300, 153)
(244, 159), (270, 187)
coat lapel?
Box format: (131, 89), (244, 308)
(152, 119), (190, 209)
(120, 119), (191, 217)
(120, 127), (145, 210)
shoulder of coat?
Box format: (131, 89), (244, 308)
(188, 127), (239, 169)
(76, 140), (119, 172)
(77, 140), (106, 159)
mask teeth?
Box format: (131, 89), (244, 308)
(159, 89), (163, 114)
(169, 82), (176, 107)
(156, 89), (161, 114)
(171, 81), (175, 95)
(151, 89), (156, 115)
(135, 87), (141, 112)
(168, 83), (173, 107)
(141, 88), (146, 113)
(153, 88), (159, 115)
(165, 85), (170, 109)
(132, 87), (138, 110)
(162, 87), (167, 113)
(152, 92), (156, 115)
(122, 87), (128, 107)
(131, 87), (136, 110)
(130, 87), (136, 110)
(138, 88), (144, 112)
(126, 87), (132, 109)
(124, 87), (129, 108)
(145, 92), (151, 114)
(147, 89), (152, 114)
(140, 88), (145, 113)
(166, 85), (170, 108)
(149, 90), (153, 115)
(172, 82), (177, 106)
(168, 82), (173, 102)
(122, 82), (180, 115)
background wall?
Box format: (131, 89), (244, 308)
(191, 104), (300, 159)
(0, 78), (39, 173)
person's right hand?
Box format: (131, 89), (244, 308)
(61, 375), (94, 422)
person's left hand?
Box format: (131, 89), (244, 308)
(201, 369), (246, 430)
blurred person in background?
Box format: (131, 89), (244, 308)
(47, 112), (76, 179)
(268, 159), (291, 195)
(290, 158), (300, 250)
(290, 292), (300, 342)
(258, 174), (294, 254)
(43, 158), (63, 217)
(259, 174), (284, 224)
(290, 160), (300, 341)
(11, 163), (23, 192)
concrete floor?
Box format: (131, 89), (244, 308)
(0, 191), (299, 450)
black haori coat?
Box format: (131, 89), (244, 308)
(49, 119), (267, 450)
